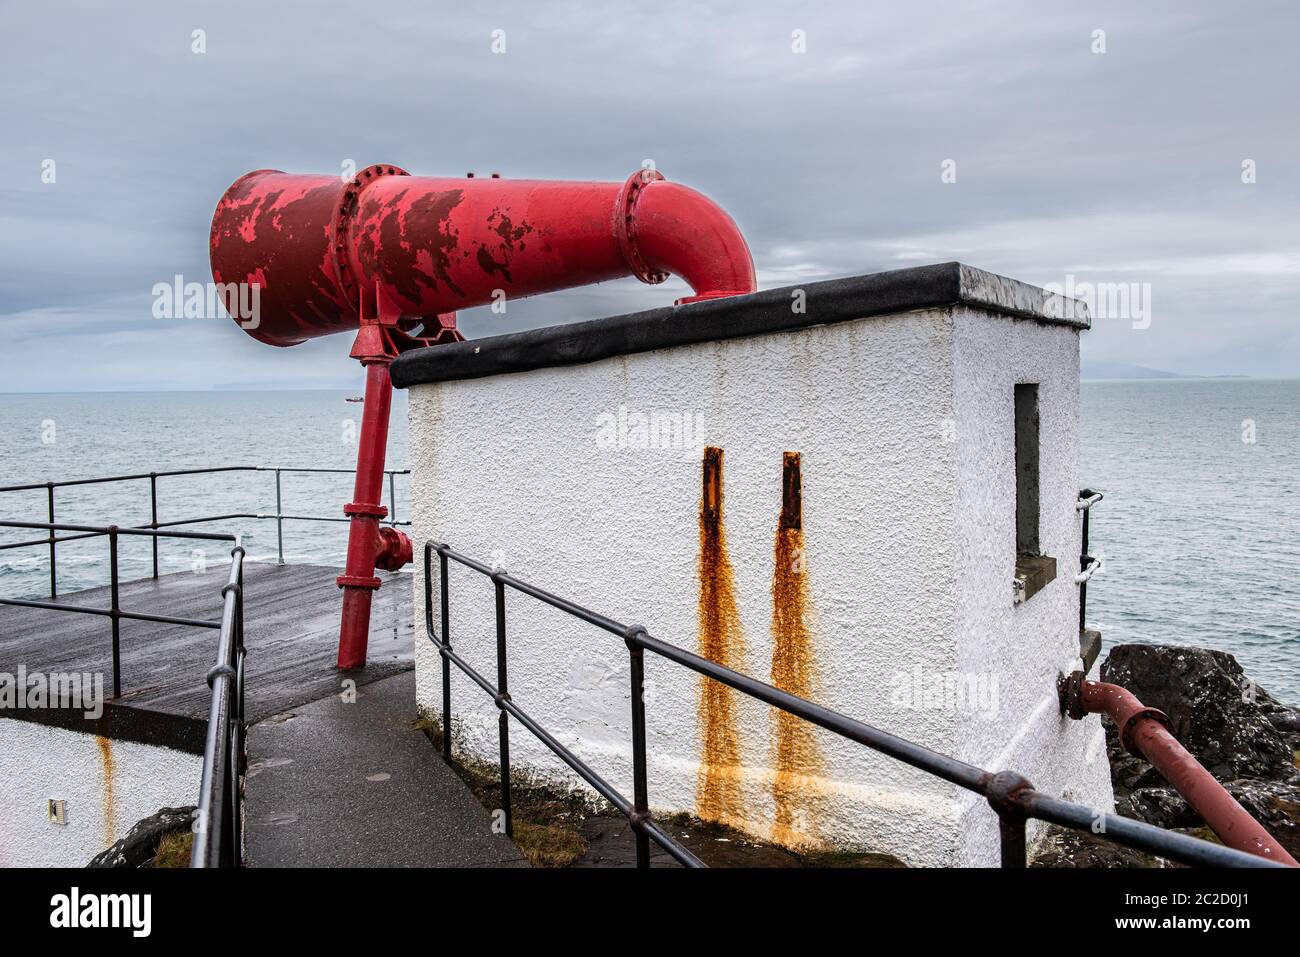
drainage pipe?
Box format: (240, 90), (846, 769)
(1061, 672), (1297, 865)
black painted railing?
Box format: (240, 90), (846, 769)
(425, 540), (1284, 869)
(0, 464), (409, 596)
(192, 541), (247, 868)
(1076, 488), (1104, 630)
(0, 463), (412, 869)
(0, 520), (242, 699)
(0, 518), (245, 867)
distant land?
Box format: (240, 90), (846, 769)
(1081, 361), (1250, 381)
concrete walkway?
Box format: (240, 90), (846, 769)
(245, 670), (527, 867)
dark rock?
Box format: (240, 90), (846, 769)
(1118, 786), (1202, 830)
(87, 806), (196, 868)
(1031, 824), (1166, 868)
(1222, 779), (1300, 860)
(1037, 644), (1300, 867)
(1101, 645), (1297, 781)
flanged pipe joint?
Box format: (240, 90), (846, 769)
(210, 164), (756, 668)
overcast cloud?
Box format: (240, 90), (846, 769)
(1, 0), (1296, 391)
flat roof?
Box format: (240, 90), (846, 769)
(391, 261), (1090, 389)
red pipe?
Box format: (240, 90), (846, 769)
(210, 165), (756, 669)
(1064, 673), (1297, 865)
(210, 166), (755, 347)
(335, 358), (395, 669)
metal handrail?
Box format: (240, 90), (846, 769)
(0, 517), (247, 866)
(0, 464), (411, 596)
(425, 540), (1287, 869)
(1076, 491), (1104, 512)
(1077, 488), (1104, 630)
(0, 520), (241, 698)
(191, 541), (247, 868)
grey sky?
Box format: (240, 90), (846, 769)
(2, 0), (1296, 391)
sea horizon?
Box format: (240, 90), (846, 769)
(1, 378), (1296, 704)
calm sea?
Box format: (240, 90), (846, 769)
(1080, 379), (1299, 704)
(1, 381), (1297, 702)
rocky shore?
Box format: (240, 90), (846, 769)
(1035, 643), (1300, 866)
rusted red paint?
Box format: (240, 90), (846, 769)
(211, 165), (755, 670)
(210, 166), (756, 350)
(696, 447), (746, 826)
(770, 452), (822, 845)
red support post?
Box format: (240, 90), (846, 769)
(336, 357), (396, 669)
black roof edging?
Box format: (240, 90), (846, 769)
(390, 261), (1087, 389)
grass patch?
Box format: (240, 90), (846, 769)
(663, 811), (906, 867)
(513, 821), (587, 867)
(413, 712), (905, 868)
(411, 716), (439, 735)
(152, 831), (193, 868)
(413, 713), (590, 867)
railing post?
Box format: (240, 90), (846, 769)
(46, 482), (57, 598)
(235, 554), (246, 730)
(439, 548), (452, 760)
(149, 472), (159, 579)
(986, 770), (1031, 868)
(388, 471), (397, 527)
(1078, 493), (1091, 632)
(274, 469), (284, 565)
(493, 575), (513, 838)
(222, 735), (237, 868)
(232, 563), (245, 867)
(626, 628), (651, 869)
(998, 813), (1028, 868)
(108, 525), (121, 698)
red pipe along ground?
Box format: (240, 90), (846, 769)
(1065, 674), (1297, 865)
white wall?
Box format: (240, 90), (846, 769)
(0, 719), (199, 867)
(948, 307), (1113, 864)
(407, 297), (1110, 865)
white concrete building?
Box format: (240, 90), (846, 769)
(0, 719), (198, 867)
(393, 262), (1114, 866)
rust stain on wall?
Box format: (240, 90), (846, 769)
(695, 446), (746, 826)
(770, 452), (822, 845)
(96, 735), (117, 848)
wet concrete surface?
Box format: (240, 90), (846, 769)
(0, 563), (414, 752)
(573, 815), (686, 868)
(245, 670), (527, 867)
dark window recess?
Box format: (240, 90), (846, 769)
(1013, 384), (1055, 603)
(1014, 384), (1041, 555)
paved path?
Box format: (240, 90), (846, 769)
(245, 670), (527, 867)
